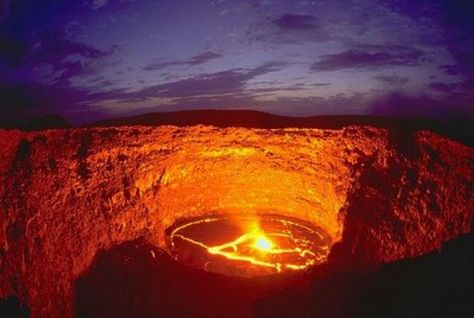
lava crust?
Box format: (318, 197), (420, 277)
(0, 124), (473, 317)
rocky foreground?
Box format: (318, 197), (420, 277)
(0, 124), (473, 317)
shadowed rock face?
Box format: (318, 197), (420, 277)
(0, 125), (472, 317)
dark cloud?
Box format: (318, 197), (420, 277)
(187, 51), (223, 65)
(143, 70), (246, 98)
(0, 0), (11, 23)
(312, 45), (426, 71)
(429, 82), (460, 93)
(0, 81), (88, 118)
(449, 50), (474, 75)
(247, 12), (328, 45)
(440, 0), (474, 42)
(369, 91), (473, 119)
(248, 83), (332, 94)
(438, 50), (474, 102)
(143, 51), (223, 71)
(33, 31), (114, 84)
(31, 31), (109, 63)
(90, 0), (109, 10)
(99, 62), (285, 100)
(384, 0), (474, 31)
(272, 14), (316, 30)
(374, 74), (410, 86)
(383, 0), (474, 77)
(0, 30), (114, 85)
(142, 61), (179, 71)
(0, 82), (40, 114)
(0, 35), (27, 67)
(261, 93), (370, 117)
(1, 1), (473, 123)
(439, 64), (462, 76)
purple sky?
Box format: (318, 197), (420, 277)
(1, 0), (473, 124)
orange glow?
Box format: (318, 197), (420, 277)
(169, 216), (330, 275)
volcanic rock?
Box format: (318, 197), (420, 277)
(0, 124), (473, 317)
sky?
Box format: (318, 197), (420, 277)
(0, 0), (473, 124)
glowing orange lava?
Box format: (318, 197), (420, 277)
(169, 216), (331, 276)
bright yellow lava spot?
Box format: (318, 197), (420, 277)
(255, 236), (273, 251)
(170, 217), (324, 274)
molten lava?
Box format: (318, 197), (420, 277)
(168, 215), (331, 277)
(255, 236), (272, 251)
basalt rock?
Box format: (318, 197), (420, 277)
(0, 125), (473, 317)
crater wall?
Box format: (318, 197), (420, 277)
(0, 125), (472, 317)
